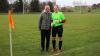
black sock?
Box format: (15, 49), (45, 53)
(59, 41), (62, 50)
(52, 40), (56, 49)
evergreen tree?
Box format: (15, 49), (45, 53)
(30, 0), (41, 12)
(0, 0), (9, 12)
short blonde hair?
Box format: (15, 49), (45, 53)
(44, 5), (50, 10)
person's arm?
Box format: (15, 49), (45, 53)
(38, 13), (43, 30)
(60, 12), (66, 23)
(51, 13), (55, 26)
(51, 20), (53, 23)
(50, 13), (53, 23)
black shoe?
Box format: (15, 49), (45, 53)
(41, 49), (44, 52)
(46, 49), (49, 52)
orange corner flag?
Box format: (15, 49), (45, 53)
(8, 10), (14, 29)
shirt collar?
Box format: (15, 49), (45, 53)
(43, 10), (50, 13)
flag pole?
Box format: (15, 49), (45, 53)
(8, 0), (13, 56)
(9, 24), (13, 56)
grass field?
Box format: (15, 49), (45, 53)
(0, 13), (100, 56)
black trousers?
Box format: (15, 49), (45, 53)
(41, 30), (50, 51)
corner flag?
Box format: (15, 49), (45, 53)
(8, 10), (14, 56)
(8, 10), (14, 29)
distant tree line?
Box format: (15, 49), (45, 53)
(60, 3), (100, 13)
(0, 0), (9, 12)
(0, 0), (100, 13)
(92, 3), (100, 9)
(0, 0), (54, 13)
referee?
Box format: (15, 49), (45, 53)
(38, 5), (51, 52)
(51, 5), (66, 52)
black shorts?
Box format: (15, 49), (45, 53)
(52, 25), (63, 37)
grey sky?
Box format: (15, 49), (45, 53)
(8, 0), (100, 6)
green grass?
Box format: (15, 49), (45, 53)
(0, 13), (100, 56)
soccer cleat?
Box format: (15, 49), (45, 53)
(51, 48), (58, 53)
(57, 49), (63, 53)
(46, 49), (49, 52)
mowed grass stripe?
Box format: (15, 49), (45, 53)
(0, 13), (100, 56)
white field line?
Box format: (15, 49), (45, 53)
(50, 42), (100, 56)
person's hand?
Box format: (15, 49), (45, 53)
(51, 20), (62, 26)
(39, 26), (41, 31)
(51, 23), (54, 27)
